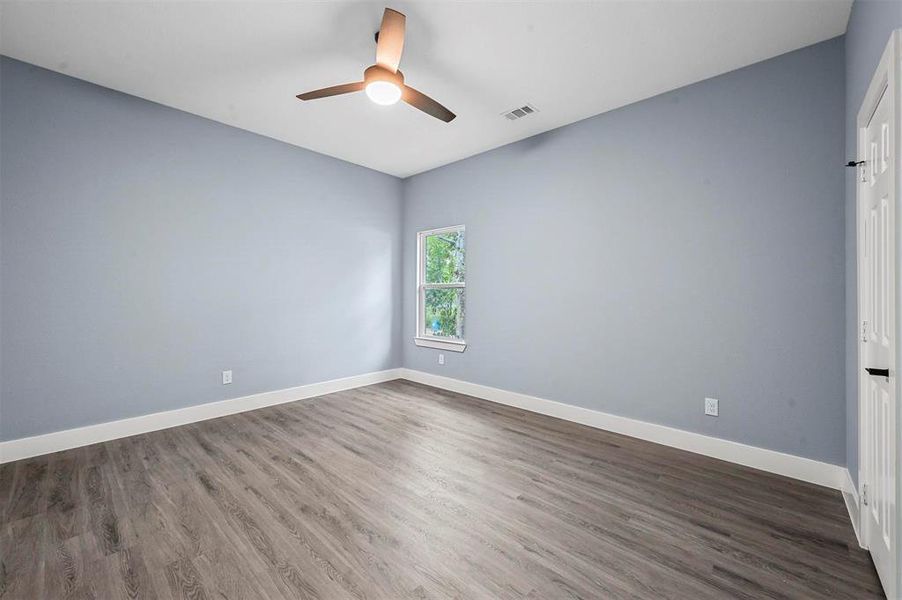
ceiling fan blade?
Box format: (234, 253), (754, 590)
(402, 86), (456, 122)
(296, 82), (365, 101)
(375, 8), (405, 73)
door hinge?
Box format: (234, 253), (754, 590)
(862, 320), (869, 342)
(863, 483), (868, 506)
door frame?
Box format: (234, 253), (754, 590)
(857, 28), (902, 596)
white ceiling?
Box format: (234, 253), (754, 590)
(1, 1), (851, 178)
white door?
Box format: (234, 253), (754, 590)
(859, 30), (900, 600)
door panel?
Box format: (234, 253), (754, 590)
(861, 83), (896, 597)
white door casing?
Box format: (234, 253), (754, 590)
(858, 29), (901, 600)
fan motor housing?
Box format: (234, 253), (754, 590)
(364, 65), (404, 87)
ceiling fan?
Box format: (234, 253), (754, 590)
(296, 8), (456, 123)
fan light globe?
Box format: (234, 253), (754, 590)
(365, 81), (402, 105)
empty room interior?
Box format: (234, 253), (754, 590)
(3, 0), (902, 598)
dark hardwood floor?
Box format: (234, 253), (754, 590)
(0, 379), (884, 599)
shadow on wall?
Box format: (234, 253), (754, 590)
(513, 129), (564, 154)
(354, 228), (397, 369)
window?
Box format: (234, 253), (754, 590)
(415, 225), (466, 352)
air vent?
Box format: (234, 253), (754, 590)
(502, 104), (539, 121)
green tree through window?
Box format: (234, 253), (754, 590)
(420, 228), (465, 340)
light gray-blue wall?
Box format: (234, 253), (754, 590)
(0, 35), (852, 467)
(0, 57), (403, 441)
(402, 38), (846, 465)
(844, 1), (902, 486)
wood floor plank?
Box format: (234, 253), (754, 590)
(106, 546), (158, 600)
(1, 513), (46, 599)
(0, 380), (884, 599)
(0, 463), (16, 525)
(4, 455), (50, 523)
(82, 464), (123, 556)
(163, 557), (207, 600)
(42, 531), (103, 599)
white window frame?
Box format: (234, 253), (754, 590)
(414, 225), (467, 352)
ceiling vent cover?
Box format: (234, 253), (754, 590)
(502, 104), (539, 121)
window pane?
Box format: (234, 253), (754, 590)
(425, 230), (465, 284)
(423, 288), (465, 339)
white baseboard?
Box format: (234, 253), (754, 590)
(398, 369), (847, 491)
(0, 366), (848, 494)
(843, 469), (864, 548)
(0, 368), (403, 464)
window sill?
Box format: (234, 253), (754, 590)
(414, 337), (467, 352)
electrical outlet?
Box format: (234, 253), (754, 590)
(222, 370), (233, 385)
(704, 397), (719, 417)
(438, 354), (445, 365)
